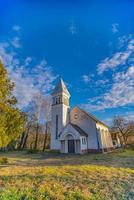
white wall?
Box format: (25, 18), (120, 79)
(62, 104), (69, 127)
(51, 104), (62, 150)
(96, 123), (113, 149)
(50, 103), (69, 150)
(71, 107), (99, 149)
(80, 136), (87, 151)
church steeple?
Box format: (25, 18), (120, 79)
(51, 78), (70, 106)
(51, 78), (70, 97)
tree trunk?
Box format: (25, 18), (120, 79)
(17, 132), (25, 150)
(43, 123), (48, 151)
(123, 136), (128, 149)
(34, 123), (39, 150)
(21, 126), (30, 149)
(21, 133), (28, 149)
(0, 136), (4, 152)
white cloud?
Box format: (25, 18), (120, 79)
(97, 35), (134, 74)
(114, 65), (134, 81)
(117, 34), (134, 49)
(82, 75), (91, 83)
(112, 23), (119, 33)
(0, 42), (15, 66)
(0, 27), (57, 109)
(124, 111), (134, 122)
(82, 66), (134, 111)
(82, 73), (95, 84)
(102, 111), (134, 126)
(95, 79), (109, 86)
(9, 63), (56, 108)
(24, 57), (32, 66)
(11, 37), (21, 48)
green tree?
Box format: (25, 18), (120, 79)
(0, 61), (26, 148)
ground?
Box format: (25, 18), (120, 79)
(0, 150), (134, 200)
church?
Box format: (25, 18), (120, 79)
(50, 79), (114, 154)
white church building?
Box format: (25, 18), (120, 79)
(50, 79), (114, 154)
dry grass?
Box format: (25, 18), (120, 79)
(0, 149), (134, 200)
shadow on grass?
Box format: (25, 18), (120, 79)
(0, 149), (134, 168)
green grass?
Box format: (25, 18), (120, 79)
(0, 149), (134, 200)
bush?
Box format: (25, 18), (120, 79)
(0, 157), (8, 164)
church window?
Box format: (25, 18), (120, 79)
(55, 97), (58, 104)
(58, 97), (61, 103)
(55, 96), (61, 104)
(82, 137), (86, 144)
(56, 115), (58, 139)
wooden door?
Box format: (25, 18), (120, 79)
(68, 140), (75, 153)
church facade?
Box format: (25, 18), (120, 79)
(50, 79), (114, 154)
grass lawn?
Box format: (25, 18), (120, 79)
(0, 149), (134, 200)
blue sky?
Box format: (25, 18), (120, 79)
(0, 0), (134, 125)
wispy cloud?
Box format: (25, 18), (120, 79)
(24, 57), (33, 66)
(69, 20), (77, 35)
(124, 111), (134, 122)
(0, 26), (57, 109)
(11, 37), (21, 48)
(103, 111), (134, 126)
(103, 117), (113, 126)
(112, 23), (119, 33)
(82, 75), (91, 84)
(95, 79), (109, 86)
(82, 73), (95, 84)
(97, 35), (134, 74)
(81, 66), (134, 111)
(69, 25), (77, 35)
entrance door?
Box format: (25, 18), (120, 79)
(68, 140), (75, 153)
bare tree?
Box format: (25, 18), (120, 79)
(111, 116), (134, 148)
(17, 94), (51, 151)
(42, 96), (51, 151)
(33, 92), (43, 150)
(21, 112), (36, 150)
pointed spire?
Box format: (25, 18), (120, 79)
(51, 78), (70, 96)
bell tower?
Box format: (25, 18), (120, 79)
(50, 79), (70, 150)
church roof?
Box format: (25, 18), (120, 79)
(73, 107), (109, 128)
(70, 123), (88, 137)
(51, 78), (70, 96)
